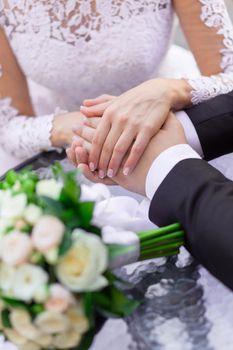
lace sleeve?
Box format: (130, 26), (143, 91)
(175, 0), (233, 105)
(0, 97), (55, 159)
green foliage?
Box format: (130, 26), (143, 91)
(1, 309), (12, 328)
(93, 277), (141, 319)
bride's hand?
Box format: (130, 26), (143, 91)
(69, 113), (187, 195)
(80, 79), (191, 178)
(51, 111), (85, 148)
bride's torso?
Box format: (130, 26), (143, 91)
(0, 0), (174, 111)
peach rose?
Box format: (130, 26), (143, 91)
(45, 284), (73, 312)
(1, 231), (33, 266)
(32, 216), (65, 253)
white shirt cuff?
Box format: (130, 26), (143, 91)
(145, 144), (201, 200)
(176, 111), (204, 157)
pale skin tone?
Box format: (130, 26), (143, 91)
(67, 113), (187, 195)
(73, 0), (226, 178)
(0, 28), (84, 148)
(0, 0), (227, 154)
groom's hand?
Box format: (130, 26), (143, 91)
(67, 113), (187, 195)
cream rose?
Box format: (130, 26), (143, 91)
(10, 309), (40, 341)
(23, 204), (42, 225)
(45, 284), (73, 312)
(34, 311), (70, 334)
(56, 231), (108, 292)
(66, 306), (89, 334)
(1, 232), (33, 266)
(36, 179), (62, 200)
(13, 264), (48, 302)
(32, 216), (65, 253)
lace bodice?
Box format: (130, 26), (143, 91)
(0, 0), (233, 160)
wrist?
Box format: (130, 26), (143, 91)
(166, 79), (192, 110)
(51, 114), (69, 148)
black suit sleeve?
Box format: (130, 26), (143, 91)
(149, 158), (233, 290)
(184, 91), (233, 161)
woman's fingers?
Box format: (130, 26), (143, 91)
(73, 124), (95, 144)
(80, 101), (111, 117)
(66, 138), (83, 166)
(83, 94), (115, 107)
(88, 119), (111, 171)
(106, 129), (136, 177)
(78, 164), (116, 185)
(122, 125), (155, 175)
(97, 124), (133, 178)
(75, 146), (89, 164)
(83, 117), (101, 129)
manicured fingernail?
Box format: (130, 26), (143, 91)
(123, 167), (130, 176)
(107, 169), (114, 178)
(89, 162), (95, 171)
(99, 170), (105, 179)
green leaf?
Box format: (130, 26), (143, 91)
(2, 296), (29, 310)
(1, 309), (12, 328)
(31, 304), (44, 316)
(39, 196), (64, 218)
(76, 328), (96, 350)
(59, 230), (72, 256)
(83, 293), (95, 328)
(94, 285), (140, 318)
(79, 202), (95, 227)
(5, 170), (18, 186)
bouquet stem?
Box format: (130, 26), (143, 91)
(138, 223), (185, 261)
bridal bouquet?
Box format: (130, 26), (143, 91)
(0, 165), (184, 350)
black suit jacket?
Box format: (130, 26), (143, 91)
(149, 92), (233, 290)
(185, 91), (233, 160)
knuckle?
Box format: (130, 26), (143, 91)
(131, 120), (140, 129)
(92, 135), (101, 146)
(143, 124), (154, 134)
(104, 108), (115, 120)
(114, 145), (125, 155)
(132, 144), (143, 154)
(119, 114), (128, 125)
(102, 143), (112, 155)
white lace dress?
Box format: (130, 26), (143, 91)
(1, 1), (233, 350)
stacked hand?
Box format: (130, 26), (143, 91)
(67, 113), (187, 196)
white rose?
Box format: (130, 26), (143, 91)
(36, 179), (62, 200)
(34, 311), (70, 334)
(0, 263), (15, 295)
(45, 284), (73, 312)
(44, 247), (59, 265)
(1, 232), (33, 266)
(1, 193), (27, 219)
(34, 284), (49, 303)
(23, 204), (42, 225)
(56, 231), (108, 292)
(32, 216), (65, 253)
(13, 264), (48, 302)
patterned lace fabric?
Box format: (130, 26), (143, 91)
(188, 0), (233, 104)
(0, 97), (54, 159)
